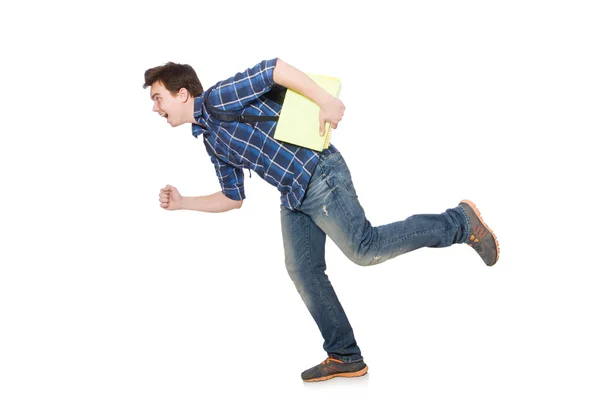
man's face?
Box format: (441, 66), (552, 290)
(150, 81), (185, 127)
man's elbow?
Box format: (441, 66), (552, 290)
(227, 198), (243, 210)
(273, 58), (287, 85)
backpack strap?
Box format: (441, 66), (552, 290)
(203, 87), (280, 123)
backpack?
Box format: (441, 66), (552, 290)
(203, 84), (287, 124)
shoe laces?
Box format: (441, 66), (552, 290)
(467, 224), (488, 247)
(321, 357), (344, 365)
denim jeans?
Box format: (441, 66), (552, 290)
(280, 151), (470, 363)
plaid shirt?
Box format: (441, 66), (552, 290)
(191, 58), (338, 210)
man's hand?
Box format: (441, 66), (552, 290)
(159, 184), (182, 210)
(319, 97), (345, 136)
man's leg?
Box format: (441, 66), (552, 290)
(280, 205), (364, 363)
(298, 152), (496, 267)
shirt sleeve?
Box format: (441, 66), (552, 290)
(209, 152), (246, 201)
(208, 58), (278, 112)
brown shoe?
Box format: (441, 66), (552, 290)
(459, 200), (500, 266)
(301, 357), (368, 382)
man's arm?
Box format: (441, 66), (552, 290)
(273, 58), (345, 133)
(181, 191), (243, 213)
(273, 59), (332, 108)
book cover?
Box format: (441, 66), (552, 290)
(273, 74), (341, 152)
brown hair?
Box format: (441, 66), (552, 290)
(143, 62), (204, 97)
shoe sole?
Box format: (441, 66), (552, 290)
(460, 199), (500, 266)
(304, 365), (368, 382)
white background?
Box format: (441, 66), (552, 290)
(1, 0), (599, 396)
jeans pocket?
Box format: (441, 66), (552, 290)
(332, 158), (358, 198)
(329, 151), (343, 165)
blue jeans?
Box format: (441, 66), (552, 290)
(280, 151), (470, 363)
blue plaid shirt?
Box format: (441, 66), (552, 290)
(191, 58), (338, 210)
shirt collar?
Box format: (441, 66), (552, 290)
(191, 92), (208, 138)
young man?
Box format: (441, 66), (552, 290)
(143, 58), (500, 382)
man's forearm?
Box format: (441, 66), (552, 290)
(181, 191), (243, 213)
(273, 58), (332, 107)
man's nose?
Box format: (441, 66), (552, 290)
(152, 103), (159, 113)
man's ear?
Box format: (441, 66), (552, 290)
(178, 88), (190, 102)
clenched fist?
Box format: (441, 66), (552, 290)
(159, 184), (182, 210)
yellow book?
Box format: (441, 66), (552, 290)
(273, 73), (341, 152)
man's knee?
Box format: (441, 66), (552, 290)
(348, 251), (376, 267)
(284, 257), (299, 279)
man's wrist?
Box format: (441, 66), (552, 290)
(180, 196), (190, 210)
(314, 91), (334, 108)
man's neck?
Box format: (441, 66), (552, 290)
(186, 97), (200, 125)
